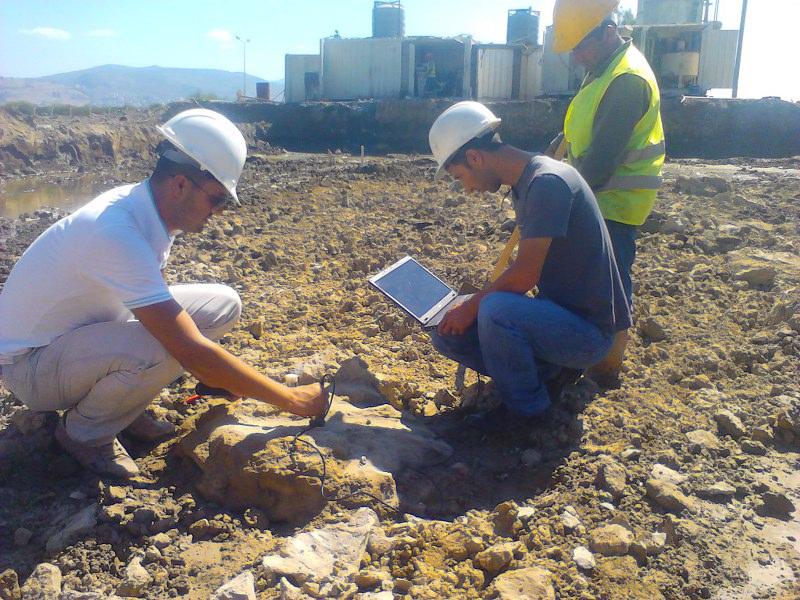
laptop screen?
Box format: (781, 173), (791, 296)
(372, 257), (453, 320)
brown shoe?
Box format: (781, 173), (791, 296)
(55, 420), (139, 479)
(124, 411), (176, 442)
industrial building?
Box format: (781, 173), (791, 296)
(284, 0), (740, 103)
(284, 2), (542, 103)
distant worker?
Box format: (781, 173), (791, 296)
(548, 0), (665, 386)
(418, 53), (437, 98)
(428, 101), (631, 430)
(0, 109), (326, 479)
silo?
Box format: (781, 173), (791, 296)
(507, 8), (540, 46)
(372, 1), (405, 38)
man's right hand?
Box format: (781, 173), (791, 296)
(134, 300), (328, 419)
(286, 383), (328, 418)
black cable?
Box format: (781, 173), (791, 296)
(288, 375), (407, 515)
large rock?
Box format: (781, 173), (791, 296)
(115, 557), (151, 598)
(474, 542), (516, 575)
(629, 532), (667, 563)
(714, 410), (747, 439)
(646, 479), (696, 513)
(261, 508), (378, 587)
(573, 546), (596, 570)
(179, 399), (452, 522)
(597, 457), (627, 500)
(19, 563), (61, 600)
(211, 571), (256, 600)
(696, 482), (737, 502)
(685, 429), (724, 453)
(638, 318), (668, 342)
(756, 491), (796, 519)
(0, 569), (20, 600)
(489, 567), (555, 600)
(333, 356), (384, 406)
(728, 249), (800, 288)
(773, 406), (800, 436)
(45, 505), (97, 553)
(649, 464), (687, 485)
(589, 524), (633, 556)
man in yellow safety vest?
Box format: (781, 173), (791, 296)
(548, 0), (665, 386)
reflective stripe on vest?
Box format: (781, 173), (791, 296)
(567, 138), (665, 167)
(623, 140), (666, 164)
(598, 174), (663, 192)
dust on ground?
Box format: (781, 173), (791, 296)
(0, 145), (798, 599)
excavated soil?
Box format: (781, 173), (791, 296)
(0, 145), (799, 599)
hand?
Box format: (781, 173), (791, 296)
(285, 383), (327, 418)
(437, 298), (479, 336)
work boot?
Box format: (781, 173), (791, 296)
(586, 330), (628, 389)
(124, 411), (176, 442)
(55, 420), (139, 479)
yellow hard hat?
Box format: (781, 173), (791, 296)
(552, 0), (620, 54)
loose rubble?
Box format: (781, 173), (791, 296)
(1, 130), (799, 598)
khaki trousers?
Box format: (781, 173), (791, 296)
(1, 284), (241, 445)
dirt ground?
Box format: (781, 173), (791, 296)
(0, 143), (799, 599)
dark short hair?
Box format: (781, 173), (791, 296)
(151, 140), (216, 184)
(447, 131), (504, 169)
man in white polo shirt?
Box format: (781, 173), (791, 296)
(0, 108), (326, 479)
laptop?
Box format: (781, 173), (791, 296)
(369, 255), (473, 330)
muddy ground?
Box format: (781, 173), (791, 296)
(0, 126), (799, 599)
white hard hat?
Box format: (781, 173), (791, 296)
(429, 101), (502, 180)
(157, 108), (247, 206)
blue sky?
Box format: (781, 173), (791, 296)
(1, 0), (797, 100)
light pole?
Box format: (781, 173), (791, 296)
(235, 35), (250, 97)
(731, 0), (748, 99)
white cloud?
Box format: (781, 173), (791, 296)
(20, 27), (71, 40)
(208, 29), (234, 50)
(87, 29), (117, 38)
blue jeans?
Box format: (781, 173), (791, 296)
(604, 220), (638, 310)
(430, 293), (614, 417)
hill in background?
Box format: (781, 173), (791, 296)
(0, 64), (285, 106)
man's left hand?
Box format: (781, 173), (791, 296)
(437, 298), (479, 336)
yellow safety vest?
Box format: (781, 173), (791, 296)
(564, 43), (665, 226)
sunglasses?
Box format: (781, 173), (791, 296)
(183, 174), (231, 209)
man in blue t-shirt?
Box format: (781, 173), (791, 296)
(428, 101), (631, 429)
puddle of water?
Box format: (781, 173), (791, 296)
(0, 174), (107, 219)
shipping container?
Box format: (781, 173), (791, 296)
(322, 38), (404, 100)
(519, 47), (543, 99)
(474, 45), (543, 101)
(475, 47), (515, 100)
(285, 54), (321, 103)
